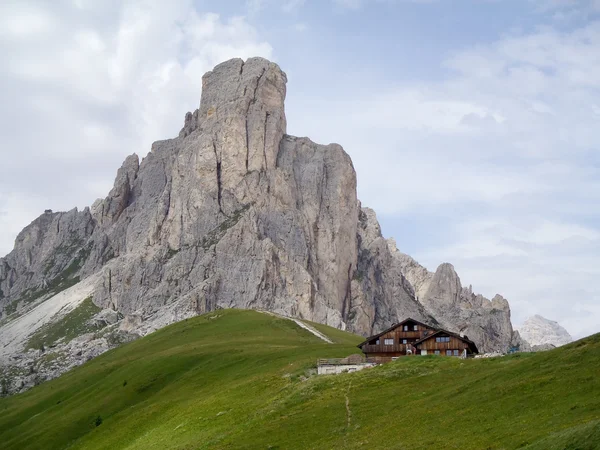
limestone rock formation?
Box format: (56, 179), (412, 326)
(389, 243), (514, 353)
(0, 57), (521, 393)
(1, 58), (430, 339)
(0, 208), (94, 314)
(510, 330), (532, 353)
(516, 315), (573, 348)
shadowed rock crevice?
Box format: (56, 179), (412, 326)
(245, 66), (266, 173)
(212, 139), (223, 214)
(263, 112), (270, 170)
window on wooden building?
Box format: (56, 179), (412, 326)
(453, 350), (459, 356)
(384, 339), (394, 345)
(413, 325), (418, 331)
(434, 350), (440, 355)
(436, 336), (450, 343)
(402, 339), (408, 344)
(446, 350), (452, 356)
(403, 325), (408, 331)
(376, 339), (380, 345)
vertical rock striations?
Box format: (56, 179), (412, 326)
(0, 208), (94, 314)
(0, 57), (515, 356)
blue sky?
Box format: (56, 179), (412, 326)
(1, 0), (599, 337)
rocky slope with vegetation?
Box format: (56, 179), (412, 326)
(0, 57), (535, 393)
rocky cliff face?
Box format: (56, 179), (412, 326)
(0, 208), (95, 313)
(516, 315), (573, 348)
(0, 58), (431, 338)
(389, 243), (515, 353)
(0, 58), (518, 390)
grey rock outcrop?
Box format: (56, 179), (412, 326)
(390, 243), (514, 353)
(0, 208), (94, 317)
(0, 308), (137, 396)
(0, 56), (519, 384)
(510, 330), (532, 352)
(516, 315), (572, 348)
(1, 58), (428, 340)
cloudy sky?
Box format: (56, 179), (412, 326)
(1, 0), (599, 338)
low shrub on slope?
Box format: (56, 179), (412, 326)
(0, 310), (597, 449)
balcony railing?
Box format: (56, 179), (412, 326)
(361, 344), (411, 353)
(393, 331), (423, 339)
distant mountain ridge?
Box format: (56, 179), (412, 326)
(0, 57), (528, 393)
(388, 241), (519, 354)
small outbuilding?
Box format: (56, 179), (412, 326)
(317, 353), (376, 375)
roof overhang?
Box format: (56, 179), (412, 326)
(357, 317), (436, 348)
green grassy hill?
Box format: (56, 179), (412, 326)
(0, 309), (598, 450)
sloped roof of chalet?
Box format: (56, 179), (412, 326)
(357, 318), (437, 348)
(413, 329), (479, 353)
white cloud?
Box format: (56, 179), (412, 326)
(0, 0), (272, 256)
(0, 3), (57, 38)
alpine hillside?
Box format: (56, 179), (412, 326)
(1, 57), (536, 393)
(0, 310), (598, 450)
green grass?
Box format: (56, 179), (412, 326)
(523, 419), (600, 450)
(25, 297), (102, 350)
(302, 319), (364, 346)
(0, 309), (598, 450)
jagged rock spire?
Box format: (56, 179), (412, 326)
(179, 57), (287, 182)
(200, 58), (286, 172)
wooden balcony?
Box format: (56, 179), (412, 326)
(361, 344), (409, 354)
(394, 331), (424, 339)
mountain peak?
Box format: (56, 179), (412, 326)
(179, 57), (289, 174)
(517, 314), (573, 347)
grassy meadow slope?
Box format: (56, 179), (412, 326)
(0, 309), (598, 450)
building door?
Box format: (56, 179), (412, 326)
(421, 350), (427, 356)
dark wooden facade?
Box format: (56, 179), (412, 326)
(358, 318), (478, 362)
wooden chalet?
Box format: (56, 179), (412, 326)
(358, 318), (478, 363)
